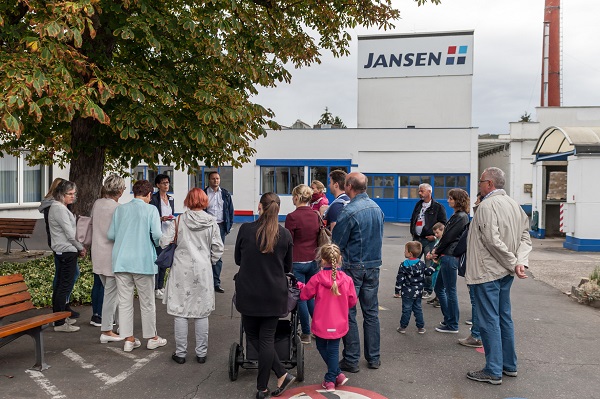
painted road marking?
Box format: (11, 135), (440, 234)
(25, 370), (66, 399)
(279, 385), (389, 398)
(107, 346), (139, 360)
(62, 348), (160, 388)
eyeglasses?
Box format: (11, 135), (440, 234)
(478, 179), (491, 184)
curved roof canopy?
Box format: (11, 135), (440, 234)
(533, 126), (600, 158)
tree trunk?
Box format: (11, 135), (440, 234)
(69, 117), (106, 216)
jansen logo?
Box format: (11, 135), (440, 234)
(363, 45), (469, 69)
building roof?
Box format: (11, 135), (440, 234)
(533, 126), (600, 156)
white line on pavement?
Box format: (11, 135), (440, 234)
(62, 349), (113, 384)
(25, 370), (67, 399)
(107, 346), (138, 360)
(102, 351), (161, 388)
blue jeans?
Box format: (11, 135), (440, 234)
(316, 337), (342, 382)
(400, 296), (424, 328)
(342, 267), (380, 366)
(416, 237), (435, 293)
(468, 285), (481, 340)
(293, 261), (318, 334)
(91, 273), (104, 316)
(434, 255), (459, 330)
(212, 223), (227, 287)
(472, 275), (517, 378)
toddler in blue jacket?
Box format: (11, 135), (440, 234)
(395, 241), (435, 334)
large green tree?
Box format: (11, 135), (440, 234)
(0, 0), (438, 214)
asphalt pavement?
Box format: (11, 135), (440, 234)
(1, 222), (600, 399)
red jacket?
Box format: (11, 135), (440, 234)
(299, 268), (357, 339)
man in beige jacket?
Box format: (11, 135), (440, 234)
(465, 167), (531, 385)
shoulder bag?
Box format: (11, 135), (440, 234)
(315, 211), (332, 247)
(76, 215), (93, 246)
(155, 216), (179, 270)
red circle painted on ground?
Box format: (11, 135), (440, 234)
(278, 384), (389, 399)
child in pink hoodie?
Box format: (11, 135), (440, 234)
(299, 243), (357, 392)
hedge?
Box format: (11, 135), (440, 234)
(1, 255), (94, 307)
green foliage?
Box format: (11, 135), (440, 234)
(590, 266), (600, 284)
(317, 107), (346, 127)
(1, 255), (93, 308)
(519, 112), (532, 122)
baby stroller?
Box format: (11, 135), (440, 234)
(228, 273), (305, 382)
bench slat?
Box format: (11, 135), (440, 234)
(0, 274), (25, 285)
(0, 282), (28, 298)
(0, 312), (71, 339)
(0, 292), (31, 308)
(0, 301), (35, 318)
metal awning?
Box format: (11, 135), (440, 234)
(533, 126), (600, 156)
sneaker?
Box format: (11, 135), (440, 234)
(367, 360), (381, 369)
(433, 302), (441, 308)
(90, 315), (102, 327)
(422, 292), (431, 299)
(155, 289), (164, 300)
(435, 325), (459, 334)
(54, 323), (80, 332)
(465, 319), (473, 325)
(100, 334), (125, 343)
(339, 359), (359, 373)
(393, 293), (401, 298)
(426, 297), (436, 304)
(147, 336), (167, 350)
(124, 338), (141, 352)
(335, 373), (348, 387)
(321, 381), (335, 392)
(502, 369), (518, 377)
(65, 317), (77, 325)
(396, 326), (406, 334)
(467, 369), (502, 385)
(417, 328), (426, 334)
(458, 335), (483, 348)
(439, 321), (447, 327)
(300, 333), (311, 344)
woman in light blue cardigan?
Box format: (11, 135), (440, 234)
(108, 180), (165, 352)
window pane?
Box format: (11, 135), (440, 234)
(310, 166), (327, 190)
(290, 167), (304, 192)
(276, 167), (289, 194)
(446, 175), (456, 187)
(372, 176), (383, 187)
(147, 169), (157, 187)
(409, 175), (420, 186)
(373, 188), (383, 198)
(383, 187), (394, 198)
(190, 169), (202, 188)
(399, 187), (409, 199)
(133, 165), (145, 182)
(399, 175), (408, 186)
(434, 176), (444, 187)
(383, 175), (395, 187)
(218, 166), (234, 193)
(0, 155), (18, 203)
(261, 167), (274, 194)
(434, 187), (444, 199)
(23, 161), (42, 202)
(421, 176), (431, 184)
(409, 187), (418, 198)
(457, 175), (467, 187)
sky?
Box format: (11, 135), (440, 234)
(254, 0), (600, 134)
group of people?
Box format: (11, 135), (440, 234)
(40, 165), (531, 397)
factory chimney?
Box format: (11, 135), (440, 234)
(540, 0), (561, 107)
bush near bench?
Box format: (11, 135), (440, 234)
(0, 255), (93, 307)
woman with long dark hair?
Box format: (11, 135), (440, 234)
(234, 193), (296, 399)
(431, 188), (470, 334)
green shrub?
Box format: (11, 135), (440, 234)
(590, 266), (600, 285)
(1, 255), (94, 308)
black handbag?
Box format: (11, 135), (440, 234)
(155, 216), (179, 270)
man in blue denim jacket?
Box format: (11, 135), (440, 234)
(332, 172), (384, 372)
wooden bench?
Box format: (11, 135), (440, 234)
(0, 218), (38, 255)
(0, 273), (71, 371)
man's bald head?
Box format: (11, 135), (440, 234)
(345, 172), (368, 199)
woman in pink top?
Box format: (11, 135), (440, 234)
(299, 244), (357, 392)
(310, 180), (329, 214)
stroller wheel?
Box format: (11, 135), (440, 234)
(228, 342), (241, 381)
(295, 335), (305, 382)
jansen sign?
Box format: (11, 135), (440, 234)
(358, 31), (474, 79)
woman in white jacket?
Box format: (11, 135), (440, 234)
(160, 188), (224, 364)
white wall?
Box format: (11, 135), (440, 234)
(358, 76), (472, 128)
(566, 156), (600, 240)
(536, 106), (600, 127)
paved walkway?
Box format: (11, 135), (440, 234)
(1, 223), (599, 399)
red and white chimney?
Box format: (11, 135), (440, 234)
(541, 0), (561, 107)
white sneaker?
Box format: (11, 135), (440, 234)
(155, 289), (164, 300)
(100, 334), (126, 343)
(65, 317), (77, 325)
(54, 323), (80, 332)
(124, 338), (141, 352)
(147, 336), (167, 350)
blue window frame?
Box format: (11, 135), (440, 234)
(132, 165), (174, 193)
(189, 166), (233, 193)
(365, 174), (396, 199)
(260, 166), (304, 195)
